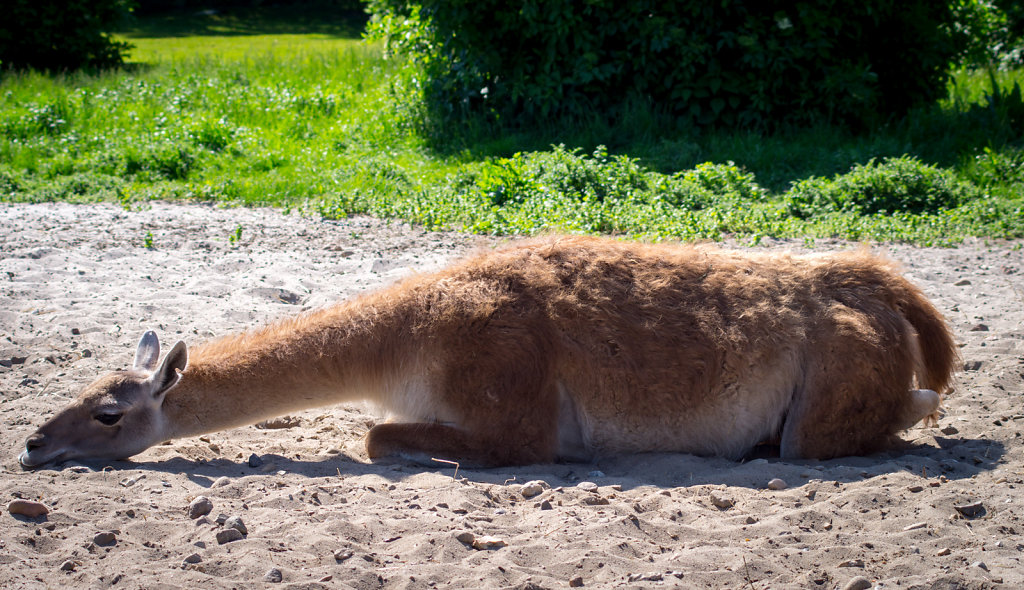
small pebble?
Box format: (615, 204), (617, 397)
(766, 478), (787, 491)
(212, 476), (231, 488)
(93, 531), (117, 546)
(188, 496), (213, 519)
(264, 568), (283, 583)
(182, 553), (202, 565)
(709, 492), (735, 509)
(954, 279), (972, 286)
(119, 474), (145, 487)
(569, 576), (584, 587)
(216, 528), (244, 544)
(939, 425), (959, 435)
(954, 501), (986, 518)
(215, 513), (228, 525)
(576, 481), (598, 493)
(971, 561), (988, 571)
(903, 522), (927, 531)
(7, 499), (49, 518)
(581, 496), (609, 506)
(247, 453), (264, 468)
(520, 480), (547, 498)
(455, 531), (476, 545)
(59, 560), (77, 572)
(907, 485), (924, 493)
(539, 500), (553, 510)
(842, 576), (873, 590)
(838, 559), (865, 568)
(224, 515), (247, 536)
(333, 549), (354, 562)
(628, 573), (663, 582)
(745, 516), (757, 525)
(471, 535), (507, 550)
(937, 547), (951, 556)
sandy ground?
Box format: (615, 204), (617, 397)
(1, 202), (1022, 590)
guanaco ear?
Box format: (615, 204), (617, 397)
(149, 340), (188, 401)
(134, 331), (161, 372)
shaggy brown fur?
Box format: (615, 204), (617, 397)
(19, 236), (958, 468)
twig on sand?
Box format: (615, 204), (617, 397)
(432, 457), (460, 481)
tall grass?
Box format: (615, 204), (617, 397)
(0, 7), (1021, 244)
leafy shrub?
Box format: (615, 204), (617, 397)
(0, 0), (134, 70)
(453, 146), (763, 212)
(785, 156), (983, 217)
(367, 1), (961, 128)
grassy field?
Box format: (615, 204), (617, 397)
(1, 6), (1022, 244)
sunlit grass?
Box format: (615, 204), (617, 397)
(123, 35), (369, 63)
(1, 7), (1021, 244)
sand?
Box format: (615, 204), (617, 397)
(1, 202), (1022, 589)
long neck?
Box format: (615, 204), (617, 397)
(160, 291), (418, 440)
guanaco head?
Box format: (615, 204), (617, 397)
(18, 331), (188, 469)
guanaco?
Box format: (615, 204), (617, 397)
(19, 235), (957, 468)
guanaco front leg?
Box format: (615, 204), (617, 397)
(366, 421), (556, 467)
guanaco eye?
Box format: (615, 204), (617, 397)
(94, 412), (123, 426)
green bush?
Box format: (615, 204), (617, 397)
(1, 0), (134, 70)
(368, 1), (961, 129)
(785, 156), (983, 217)
(453, 146), (764, 212)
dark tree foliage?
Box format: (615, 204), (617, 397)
(368, 1), (962, 129)
(0, 0), (135, 71)
(134, 0), (364, 14)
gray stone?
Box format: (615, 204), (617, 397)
(224, 515), (248, 536)
(216, 528), (244, 544)
(188, 496), (213, 519)
(710, 492), (735, 509)
(264, 568), (283, 583)
(182, 553), (202, 565)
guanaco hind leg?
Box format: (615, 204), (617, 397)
(780, 310), (920, 460)
(896, 389), (941, 430)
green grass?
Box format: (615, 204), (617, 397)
(1, 7), (1022, 245)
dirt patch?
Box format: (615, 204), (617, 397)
(2, 202), (1022, 589)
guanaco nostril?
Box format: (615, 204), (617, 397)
(25, 434), (46, 452)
